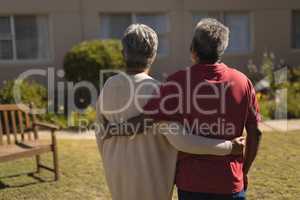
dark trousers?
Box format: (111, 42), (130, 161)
(178, 189), (246, 200)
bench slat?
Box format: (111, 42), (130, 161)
(32, 113), (39, 140)
(0, 144), (52, 163)
(25, 113), (32, 140)
(0, 104), (20, 111)
(18, 110), (25, 141)
(10, 111), (18, 141)
(3, 111), (11, 144)
(0, 114), (3, 145)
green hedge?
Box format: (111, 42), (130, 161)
(0, 80), (98, 129)
(0, 80), (47, 108)
(63, 39), (125, 88)
(287, 82), (300, 118)
(258, 82), (300, 119)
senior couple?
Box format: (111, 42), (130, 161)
(96, 18), (262, 200)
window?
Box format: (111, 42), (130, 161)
(0, 15), (50, 61)
(292, 11), (300, 49)
(100, 13), (170, 56)
(0, 17), (13, 60)
(192, 12), (251, 54)
(224, 13), (251, 53)
(100, 14), (132, 39)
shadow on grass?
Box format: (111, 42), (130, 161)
(0, 172), (53, 189)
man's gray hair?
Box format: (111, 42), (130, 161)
(191, 18), (230, 63)
(122, 24), (158, 69)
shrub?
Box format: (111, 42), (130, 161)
(44, 113), (68, 129)
(63, 39), (125, 89)
(288, 66), (300, 83)
(69, 106), (96, 128)
(287, 82), (300, 118)
(257, 93), (276, 120)
(0, 80), (47, 108)
(246, 53), (300, 119)
(246, 53), (275, 86)
(258, 83), (300, 119)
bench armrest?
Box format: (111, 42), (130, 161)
(33, 122), (60, 131)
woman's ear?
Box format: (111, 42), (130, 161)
(191, 50), (199, 64)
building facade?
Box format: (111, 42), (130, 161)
(0, 0), (300, 83)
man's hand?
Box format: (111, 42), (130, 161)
(231, 136), (246, 155)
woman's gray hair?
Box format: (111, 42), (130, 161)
(191, 18), (230, 63)
(122, 24), (158, 69)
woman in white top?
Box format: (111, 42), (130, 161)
(96, 24), (244, 200)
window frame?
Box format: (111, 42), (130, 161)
(0, 15), (52, 64)
(99, 12), (171, 58)
(292, 10), (300, 49)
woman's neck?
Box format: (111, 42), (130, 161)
(126, 67), (150, 75)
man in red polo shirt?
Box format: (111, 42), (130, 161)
(139, 18), (262, 199)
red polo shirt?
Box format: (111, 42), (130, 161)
(144, 63), (261, 194)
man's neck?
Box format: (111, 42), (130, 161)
(196, 60), (219, 65)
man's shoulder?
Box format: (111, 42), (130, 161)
(166, 67), (190, 83)
(226, 65), (251, 83)
(225, 65), (254, 93)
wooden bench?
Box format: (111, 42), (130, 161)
(0, 104), (60, 181)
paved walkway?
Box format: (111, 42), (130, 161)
(259, 119), (300, 132)
(39, 119), (300, 140)
(40, 130), (96, 140)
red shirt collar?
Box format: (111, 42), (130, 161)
(190, 62), (227, 73)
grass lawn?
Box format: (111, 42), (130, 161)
(0, 131), (299, 200)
